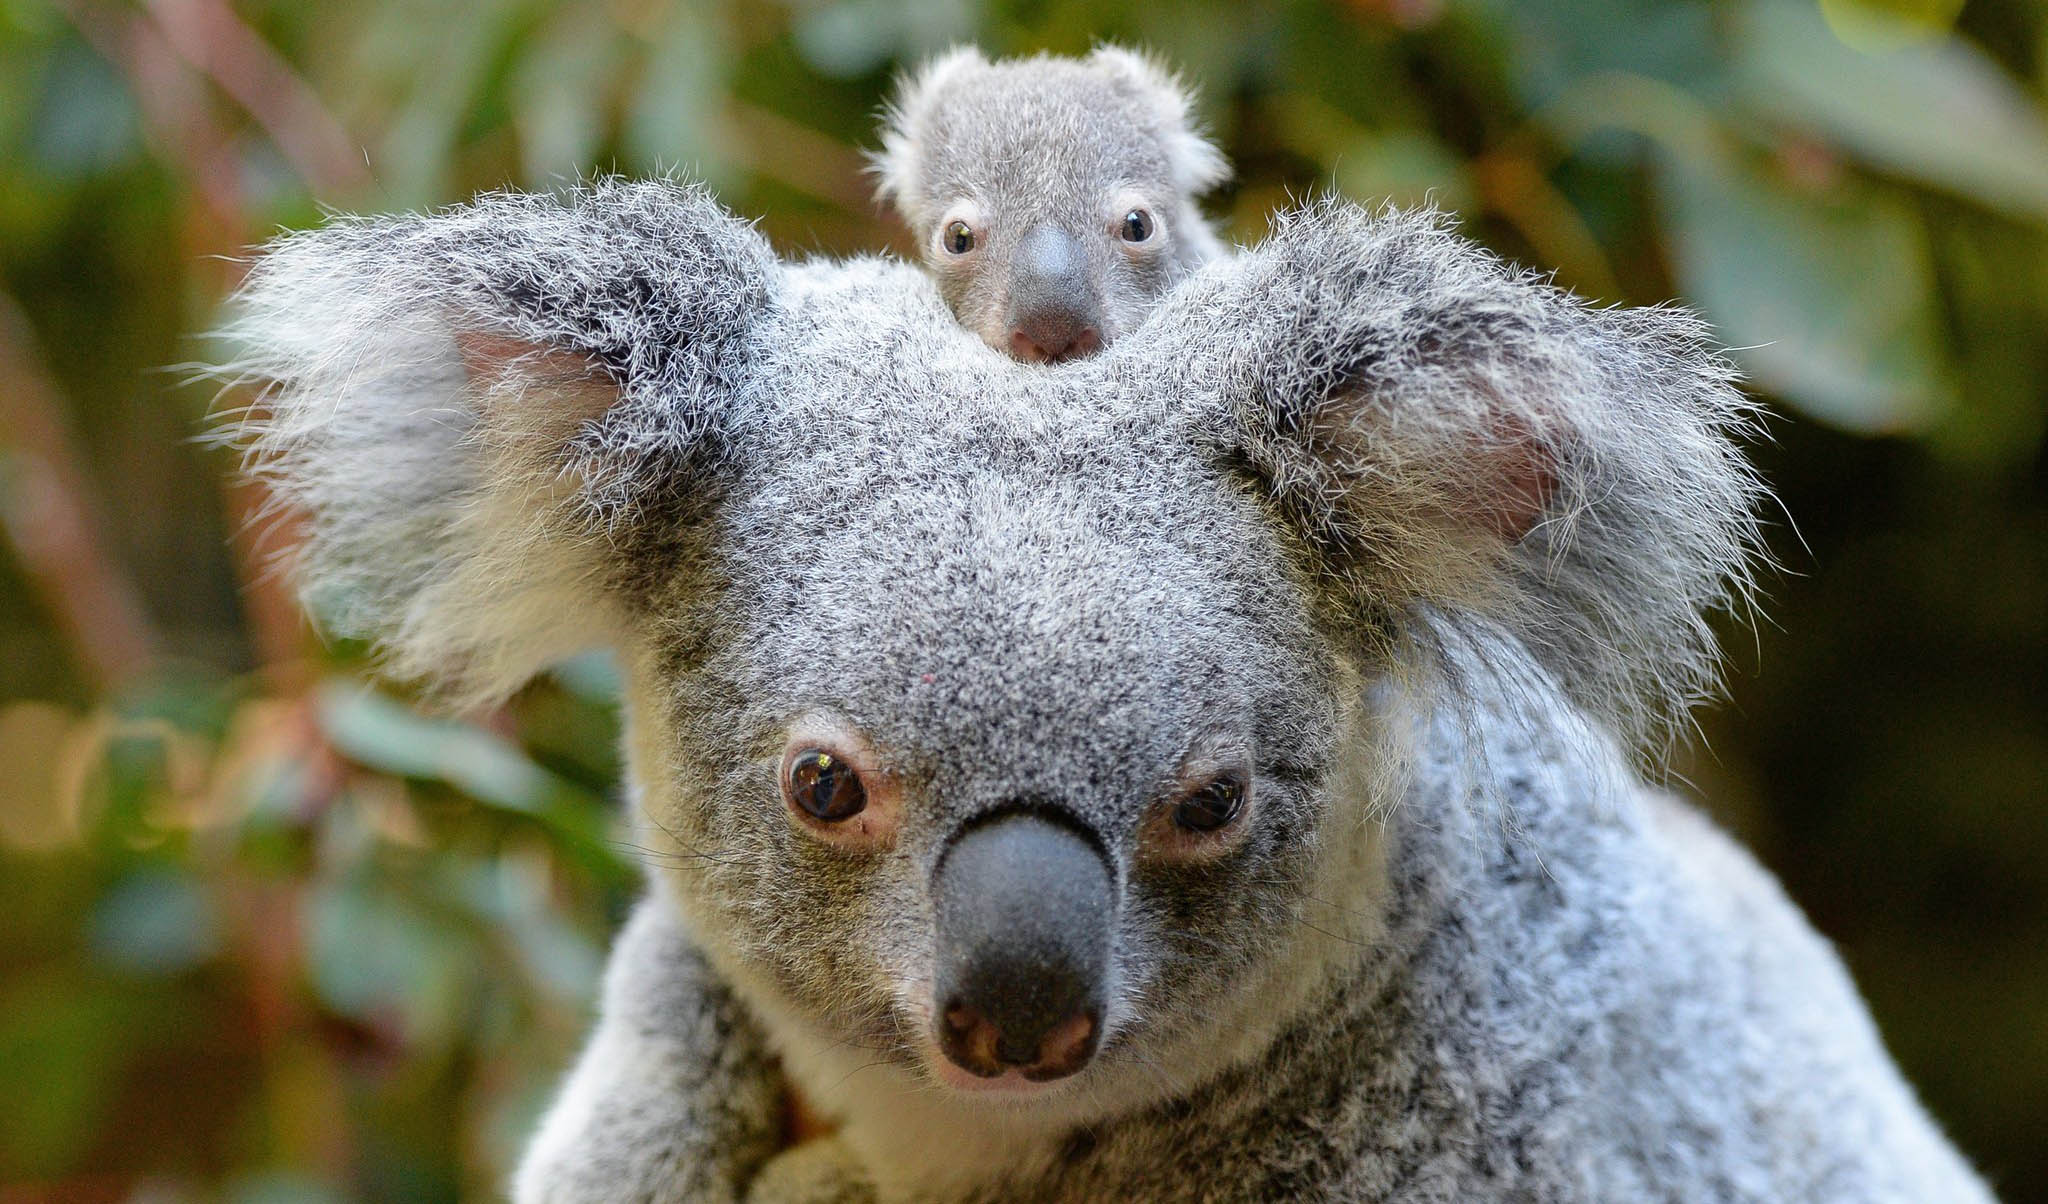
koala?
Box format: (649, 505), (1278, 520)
(870, 46), (1228, 361)
(219, 178), (1996, 1203)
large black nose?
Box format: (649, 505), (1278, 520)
(930, 809), (1114, 1081)
(1005, 225), (1102, 363)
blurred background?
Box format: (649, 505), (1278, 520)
(1, 0), (2044, 1199)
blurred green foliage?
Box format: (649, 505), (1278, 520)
(0, 0), (2043, 1200)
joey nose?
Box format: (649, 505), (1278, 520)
(1006, 225), (1102, 363)
(931, 810), (1113, 1081)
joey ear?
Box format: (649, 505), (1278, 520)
(870, 46), (991, 218)
(1159, 199), (1764, 749)
(219, 178), (778, 704)
(1085, 45), (1229, 196)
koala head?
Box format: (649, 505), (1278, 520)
(872, 46), (1230, 362)
(222, 180), (1759, 1117)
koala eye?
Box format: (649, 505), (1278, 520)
(786, 749), (868, 822)
(1120, 209), (1155, 243)
(1173, 774), (1245, 833)
(943, 220), (976, 255)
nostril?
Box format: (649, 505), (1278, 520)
(1008, 307), (1098, 364)
(940, 1000), (1004, 1077)
(1009, 329), (1051, 362)
(937, 998), (1102, 1081)
(1009, 325), (1095, 364)
(1037, 1009), (1097, 1070)
(930, 809), (1115, 1083)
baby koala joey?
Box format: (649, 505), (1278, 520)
(871, 46), (1229, 362)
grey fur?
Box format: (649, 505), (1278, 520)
(872, 47), (1228, 355)
(218, 177), (1994, 1203)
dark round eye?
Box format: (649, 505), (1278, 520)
(787, 749), (868, 822)
(943, 220), (975, 255)
(1173, 775), (1244, 833)
(1120, 209), (1154, 243)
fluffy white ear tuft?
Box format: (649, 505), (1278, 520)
(869, 45), (992, 218)
(1147, 199), (1766, 756)
(1086, 44), (1231, 197)
(216, 178), (777, 705)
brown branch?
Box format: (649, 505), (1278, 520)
(141, 0), (371, 198)
(727, 100), (878, 213)
(56, 0), (246, 236)
(1472, 150), (1623, 300)
(219, 469), (314, 691)
(58, 0), (324, 684)
(0, 292), (161, 689)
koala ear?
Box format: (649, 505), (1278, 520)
(1085, 45), (1230, 197)
(870, 45), (991, 220)
(218, 178), (776, 704)
(1162, 200), (1764, 752)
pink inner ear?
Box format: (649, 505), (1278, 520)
(1481, 438), (1557, 542)
(1463, 412), (1557, 543)
(452, 330), (620, 431)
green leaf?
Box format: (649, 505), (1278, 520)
(1334, 129), (1477, 214)
(227, 1170), (352, 1204)
(363, 0), (527, 207)
(1467, 0), (1723, 109)
(316, 683), (553, 814)
(24, 36), (143, 178)
(792, 1), (905, 79)
(445, 858), (603, 1005)
(622, 1), (736, 184)
(304, 875), (474, 1042)
(0, 971), (140, 1175)
(1655, 145), (1952, 432)
(549, 651), (622, 703)
(89, 869), (219, 975)
(313, 682), (630, 884)
(1735, 0), (2048, 222)
(511, 14), (623, 184)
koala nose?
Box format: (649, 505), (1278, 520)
(1006, 225), (1102, 363)
(930, 809), (1114, 1082)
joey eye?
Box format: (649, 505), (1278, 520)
(943, 220), (976, 255)
(1120, 209), (1155, 243)
(1173, 774), (1245, 833)
(786, 749), (868, 822)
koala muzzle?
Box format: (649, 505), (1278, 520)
(930, 809), (1114, 1082)
(1006, 225), (1102, 363)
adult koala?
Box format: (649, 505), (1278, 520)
(221, 179), (1994, 1203)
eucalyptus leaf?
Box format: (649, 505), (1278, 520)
(1465, 0), (1723, 110)
(368, 0), (526, 207)
(1736, 0), (2048, 222)
(0, 973), (139, 1174)
(623, 1), (736, 185)
(89, 869), (219, 975)
(316, 683), (552, 813)
(1655, 145), (1952, 432)
(25, 37), (142, 178)
(305, 876), (474, 1043)
(512, 14), (623, 184)
(793, 1), (904, 78)
(1335, 129), (1477, 213)
(228, 1170), (352, 1204)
